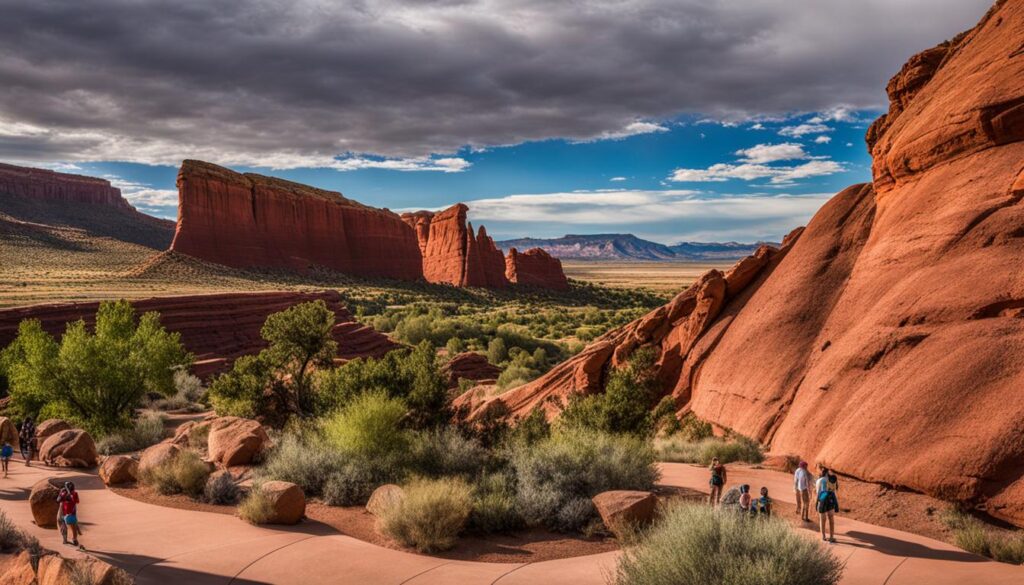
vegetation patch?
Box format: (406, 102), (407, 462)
(140, 450), (211, 498)
(378, 477), (474, 553)
(941, 509), (1024, 565)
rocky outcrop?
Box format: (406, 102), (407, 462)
(505, 247), (570, 290)
(442, 352), (501, 388)
(458, 1), (1024, 527)
(0, 290), (398, 378)
(170, 160), (423, 279)
(0, 162), (131, 211)
(39, 429), (97, 468)
(35, 419), (71, 443)
(402, 204), (510, 288)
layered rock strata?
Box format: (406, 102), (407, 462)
(505, 247), (570, 290)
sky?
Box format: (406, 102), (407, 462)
(0, 0), (992, 244)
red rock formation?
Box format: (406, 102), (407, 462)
(401, 204), (509, 288)
(0, 162), (132, 210)
(170, 160), (422, 279)
(0, 290), (398, 378)
(505, 247), (570, 290)
(458, 0), (1024, 526)
(442, 352), (501, 388)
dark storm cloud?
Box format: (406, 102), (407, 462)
(0, 0), (992, 167)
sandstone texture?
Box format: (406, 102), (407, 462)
(35, 419), (71, 443)
(0, 290), (398, 378)
(139, 442), (181, 474)
(442, 352), (501, 388)
(99, 455), (139, 486)
(402, 204), (510, 288)
(459, 1), (1024, 526)
(206, 416), (270, 467)
(0, 416), (18, 450)
(258, 480), (306, 525)
(505, 247), (570, 290)
(39, 429), (97, 468)
(35, 555), (126, 585)
(29, 478), (60, 527)
(591, 490), (658, 536)
(170, 160), (422, 279)
(366, 484), (405, 517)
(0, 162), (131, 211)
(0, 551), (35, 585)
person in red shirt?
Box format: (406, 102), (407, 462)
(57, 481), (83, 549)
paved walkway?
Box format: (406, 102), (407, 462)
(1, 458), (1021, 584)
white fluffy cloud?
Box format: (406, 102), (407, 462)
(669, 160), (841, 184)
(814, 135), (832, 144)
(778, 123), (832, 137)
(734, 143), (808, 163)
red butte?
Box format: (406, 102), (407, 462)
(0, 162), (133, 211)
(0, 291), (397, 378)
(458, 0), (1024, 527)
(401, 204), (509, 288)
(505, 247), (569, 290)
(170, 160), (423, 280)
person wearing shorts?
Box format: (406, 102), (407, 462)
(57, 481), (82, 549)
(816, 465), (839, 543)
(1, 442), (12, 477)
(708, 457), (727, 506)
(794, 460), (811, 522)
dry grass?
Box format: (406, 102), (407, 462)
(561, 261), (734, 293)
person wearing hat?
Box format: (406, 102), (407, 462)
(794, 460), (812, 522)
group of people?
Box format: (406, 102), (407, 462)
(1, 417), (85, 549)
(708, 456), (841, 543)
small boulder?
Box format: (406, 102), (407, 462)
(29, 478), (61, 528)
(171, 419), (211, 448)
(207, 417), (269, 467)
(0, 417), (19, 450)
(259, 481), (305, 525)
(35, 419), (72, 443)
(366, 484), (405, 517)
(721, 486), (741, 507)
(0, 551), (36, 585)
(39, 429), (98, 468)
(138, 442), (181, 474)
(592, 490), (658, 536)
(99, 455), (139, 486)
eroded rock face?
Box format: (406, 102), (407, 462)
(442, 352), (501, 388)
(458, 1), (1024, 527)
(39, 429), (97, 468)
(505, 247), (570, 290)
(170, 160), (423, 279)
(0, 290), (398, 378)
(0, 162), (131, 211)
(402, 204), (510, 288)
(206, 417), (270, 467)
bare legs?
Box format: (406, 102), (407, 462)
(819, 510), (835, 542)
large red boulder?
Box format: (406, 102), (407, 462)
(592, 490), (658, 536)
(39, 429), (97, 468)
(459, 1), (1024, 527)
(206, 417), (270, 467)
(257, 481), (306, 525)
(505, 247), (569, 290)
(169, 160), (423, 280)
(34, 419), (71, 443)
(99, 455), (139, 486)
(138, 442), (181, 474)
(29, 478), (61, 528)
(0, 416), (18, 451)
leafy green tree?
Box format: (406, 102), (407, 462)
(560, 346), (664, 436)
(2, 301), (191, 433)
(487, 337), (508, 365)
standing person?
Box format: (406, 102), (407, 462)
(57, 481), (83, 549)
(19, 417), (35, 466)
(757, 486), (773, 517)
(708, 457), (727, 506)
(1, 441), (12, 477)
(816, 464), (839, 543)
(794, 461), (812, 522)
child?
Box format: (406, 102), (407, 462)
(757, 486), (773, 517)
(738, 484), (752, 514)
(57, 481), (83, 549)
(1, 441), (12, 477)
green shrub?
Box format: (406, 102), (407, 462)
(260, 433), (346, 495)
(322, 463), (378, 506)
(496, 365), (538, 391)
(677, 412), (713, 441)
(238, 488), (275, 525)
(512, 429), (658, 532)
(468, 472), (523, 534)
(942, 509), (1024, 564)
(654, 435), (763, 465)
(559, 347), (662, 436)
(615, 503), (844, 585)
(322, 391), (410, 459)
(407, 427), (489, 478)
(207, 354), (271, 419)
(379, 477), (473, 553)
(96, 412), (167, 455)
(140, 450), (211, 497)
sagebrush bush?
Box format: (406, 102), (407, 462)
(140, 450), (211, 497)
(322, 463), (378, 506)
(408, 427), (489, 478)
(238, 488), (274, 525)
(615, 504), (844, 585)
(322, 390), (410, 459)
(379, 477), (474, 553)
(96, 412), (167, 455)
(512, 429), (658, 532)
(942, 509), (1024, 564)
(468, 472), (523, 534)
(260, 433), (346, 495)
(0, 508), (25, 551)
(204, 472), (240, 505)
(654, 435), (763, 465)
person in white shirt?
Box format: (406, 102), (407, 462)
(794, 461), (811, 522)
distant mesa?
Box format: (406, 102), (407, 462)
(460, 0), (1024, 528)
(495, 233), (775, 262)
(0, 162), (131, 211)
(505, 247), (569, 290)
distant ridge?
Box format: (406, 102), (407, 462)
(495, 234), (776, 261)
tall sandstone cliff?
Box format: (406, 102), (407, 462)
(401, 204), (509, 288)
(170, 160), (423, 280)
(0, 162), (132, 211)
(458, 0), (1024, 526)
(505, 247), (570, 290)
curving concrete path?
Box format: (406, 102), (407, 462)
(1, 458), (1021, 584)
